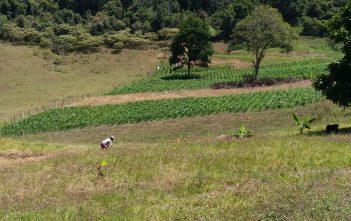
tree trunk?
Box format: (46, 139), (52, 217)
(253, 49), (263, 82)
(187, 60), (191, 76)
(254, 64), (260, 82)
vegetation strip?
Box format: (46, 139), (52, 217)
(1, 88), (322, 135)
(109, 59), (330, 95)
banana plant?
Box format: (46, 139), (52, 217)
(292, 113), (316, 134)
(234, 125), (253, 138)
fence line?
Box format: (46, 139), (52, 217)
(2, 88), (114, 125)
(2, 63), (163, 126)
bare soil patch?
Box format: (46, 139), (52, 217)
(70, 80), (312, 107)
(0, 154), (47, 167)
(211, 57), (251, 68)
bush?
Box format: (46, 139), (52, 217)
(113, 42), (124, 50)
(124, 37), (152, 50)
(143, 32), (157, 41)
(39, 37), (53, 48)
(52, 35), (77, 54)
(301, 17), (328, 37)
(0, 24), (24, 43)
(53, 24), (71, 36)
(103, 33), (126, 47)
(157, 28), (179, 40)
(23, 29), (42, 44)
(76, 34), (103, 52)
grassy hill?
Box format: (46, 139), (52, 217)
(1, 103), (351, 220)
(0, 37), (350, 220)
(0, 43), (161, 121)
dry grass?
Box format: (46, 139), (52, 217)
(1, 128), (351, 220)
(0, 43), (161, 121)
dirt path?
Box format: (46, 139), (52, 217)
(70, 80), (312, 107)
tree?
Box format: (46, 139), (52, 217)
(170, 14), (214, 75)
(314, 2), (351, 107)
(228, 5), (296, 81)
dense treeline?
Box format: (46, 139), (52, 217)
(0, 0), (346, 53)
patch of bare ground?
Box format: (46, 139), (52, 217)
(211, 57), (251, 68)
(0, 153), (47, 167)
(70, 80), (312, 107)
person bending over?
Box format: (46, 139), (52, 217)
(100, 136), (115, 149)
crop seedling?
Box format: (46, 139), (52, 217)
(292, 113), (316, 135)
(234, 125), (253, 138)
(97, 160), (108, 177)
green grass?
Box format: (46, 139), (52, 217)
(213, 37), (342, 64)
(1, 132), (351, 220)
(1, 88), (323, 135)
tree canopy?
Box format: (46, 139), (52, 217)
(0, 0), (347, 53)
(170, 15), (214, 75)
(314, 1), (351, 107)
(228, 5), (296, 81)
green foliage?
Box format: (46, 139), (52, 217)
(52, 34), (77, 54)
(170, 14), (214, 75)
(314, 2), (351, 107)
(0, 88), (322, 135)
(301, 16), (328, 37)
(100, 160), (108, 167)
(292, 113), (316, 134)
(228, 5), (297, 81)
(0, 0), (346, 51)
(234, 125), (253, 138)
(157, 28), (179, 40)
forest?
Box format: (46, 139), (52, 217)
(0, 0), (347, 53)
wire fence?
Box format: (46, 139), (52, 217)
(2, 88), (112, 126)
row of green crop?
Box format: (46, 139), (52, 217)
(1, 88), (323, 135)
(109, 59), (330, 95)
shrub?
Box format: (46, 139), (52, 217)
(124, 37), (152, 50)
(52, 34), (77, 54)
(301, 17), (328, 37)
(113, 42), (124, 50)
(76, 34), (103, 52)
(143, 32), (157, 41)
(39, 37), (53, 48)
(23, 29), (42, 44)
(53, 24), (71, 36)
(234, 125), (253, 138)
(157, 28), (179, 40)
(0, 24), (24, 43)
(103, 33), (127, 47)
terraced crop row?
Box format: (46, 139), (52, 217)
(1, 88), (323, 135)
(109, 59), (330, 95)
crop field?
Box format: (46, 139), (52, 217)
(1, 88), (322, 135)
(109, 59), (330, 95)
(1, 37), (350, 220)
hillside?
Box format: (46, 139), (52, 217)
(0, 12), (350, 218)
(0, 43), (160, 121)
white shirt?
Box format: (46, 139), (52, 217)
(101, 138), (113, 146)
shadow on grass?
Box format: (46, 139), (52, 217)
(307, 127), (351, 136)
(161, 74), (204, 81)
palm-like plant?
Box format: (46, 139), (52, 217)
(292, 113), (316, 135)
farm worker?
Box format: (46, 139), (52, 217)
(100, 136), (115, 149)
